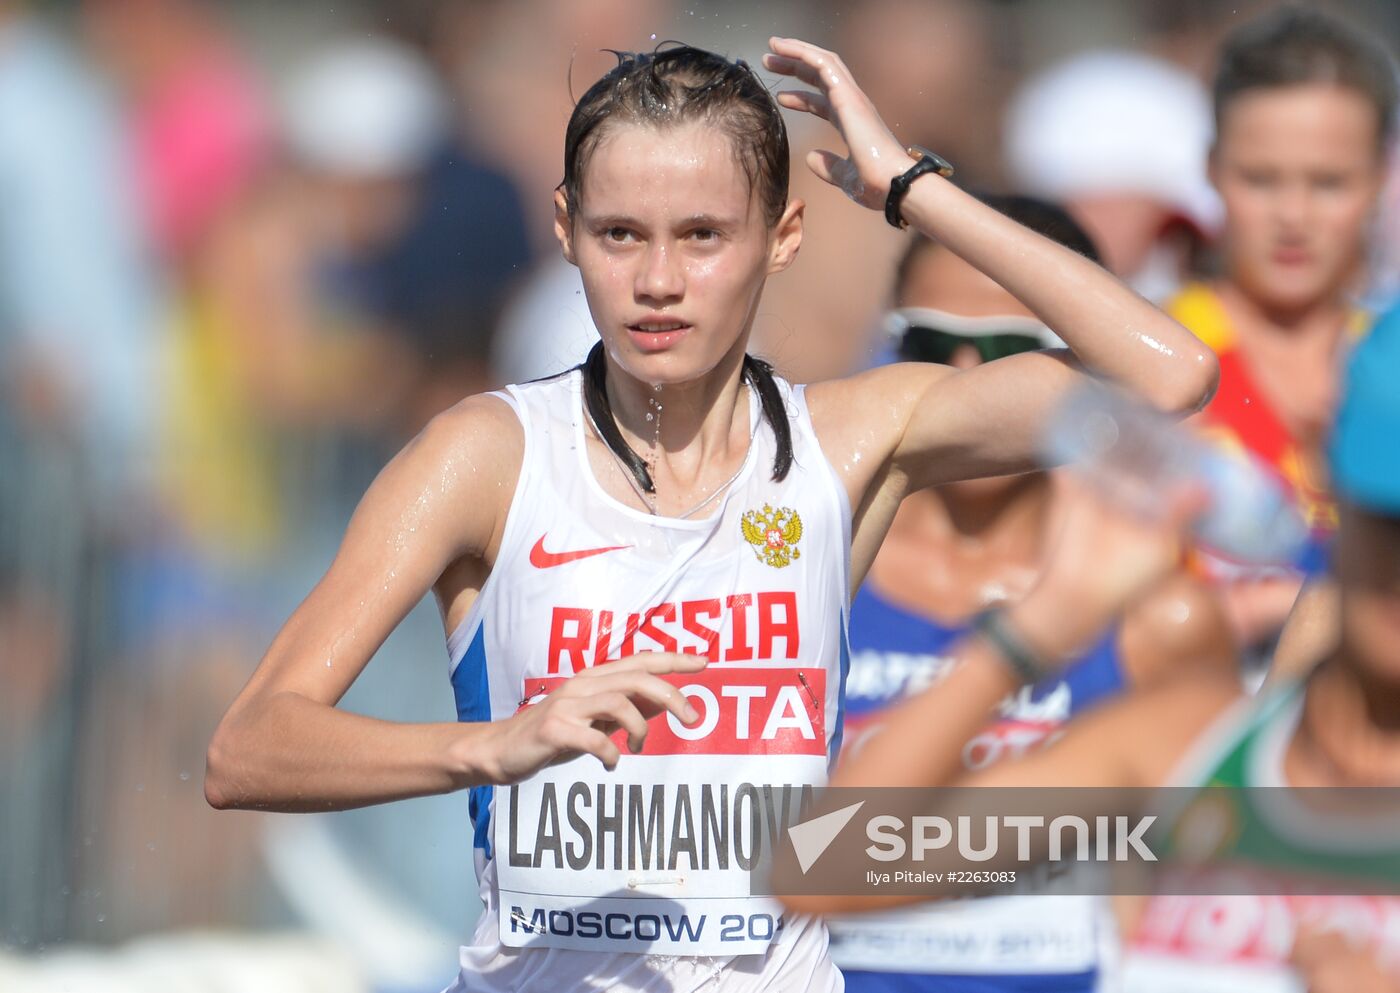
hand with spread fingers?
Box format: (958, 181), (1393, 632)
(479, 652), (708, 785)
(763, 36), (917, 210)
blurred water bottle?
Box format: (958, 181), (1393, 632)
(1041, 382), (1309, 565)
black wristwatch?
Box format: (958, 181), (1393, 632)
(884, 145), (955, 230)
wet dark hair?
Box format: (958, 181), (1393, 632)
(561, 44), (790, 227)
(565, 45), (793, 495)
(1213, 5), (1397, 151)
(894, 194), (1102, 302)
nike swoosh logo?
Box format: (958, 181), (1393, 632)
(529, 535), (631, 569)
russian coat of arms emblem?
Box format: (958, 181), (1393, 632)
(740, 504), (803, 568)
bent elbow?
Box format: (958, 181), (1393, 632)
(1184, 346), (1221, 415)
(204, 725), (242, 810)
(204, 775), (232, 811)
(1156, 343), (1219, 418)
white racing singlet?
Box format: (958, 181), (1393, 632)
(442, 369), (850, 992)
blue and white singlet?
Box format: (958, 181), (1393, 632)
(441, 369), (850, 993)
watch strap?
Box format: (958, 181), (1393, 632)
(884, 147), (954, 230)
(974, 608), (1051, 686)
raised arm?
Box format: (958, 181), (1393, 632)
(768, 37), (1219, 494)
(204, 395), (703, 812)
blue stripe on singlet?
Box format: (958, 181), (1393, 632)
(829, 614), (852, 768)
(450, 624), (494, 859)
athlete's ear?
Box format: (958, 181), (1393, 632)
(767, 199), (804, 275)
(554, 188), (578, 266)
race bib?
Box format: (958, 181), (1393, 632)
(495, 665), (829, 955)
(829, 894), (1101, 974)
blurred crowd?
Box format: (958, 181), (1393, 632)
(0, 0), (1397, 991)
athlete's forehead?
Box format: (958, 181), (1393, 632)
(900, 246), (1035, 320)
(576, 120), (759, 225)
(1215, 83), (1383, 165)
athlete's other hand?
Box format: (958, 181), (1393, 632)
(763, 37), (915, 210)
(478, 652), (708, 784)
(1015, 477), (1208, 661)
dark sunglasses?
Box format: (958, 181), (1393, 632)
(898, 325), (1048, 364)
(886, 307), (1060, 366)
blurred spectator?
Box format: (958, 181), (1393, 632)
(281, 36), (533, 429)
(0, 0), (169, 948)
(80, 0), (272, 265)
(437, 0), (676, 250)
(1167, 5), (1395, 652)
(1004, 50), (1220, 301)
(826, 0), (1005, 182)
(0, 3), (165, 500)
(758, 0), (1005, 380)
(491, 260), (598, 385)
(75, 0), (284, 561)
(144, 33), (527, 561)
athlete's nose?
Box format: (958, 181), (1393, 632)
(949, 344), (982, 370)
(1274, 178), (1311, 230)
(637, 241), (685, 303)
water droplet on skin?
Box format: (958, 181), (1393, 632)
(96, 915), (106, 924)
(179, 772), (191, 782)
(650, 32), (657, 40)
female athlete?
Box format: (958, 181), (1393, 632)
(206, 38), (1217, 992)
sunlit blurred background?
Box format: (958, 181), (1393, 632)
(1, 0), (1397, 990)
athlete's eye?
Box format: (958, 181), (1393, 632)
(1311, 172), (1348, 193)
(1239, 168), (1280, 190)
(689, 228), (720, 243)
(603, 226), (636, 243)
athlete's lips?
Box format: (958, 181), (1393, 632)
(1271, 246), (1312, 267)
(629, 314), (692, 332)
(627, 317), (693, 352)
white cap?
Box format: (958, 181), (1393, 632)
(283, 38), (447, 178)
(1004, 50), (1222, 234)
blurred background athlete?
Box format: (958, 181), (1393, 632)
(1169, 6), (1396, 661)
(829, 196), (1235, 993)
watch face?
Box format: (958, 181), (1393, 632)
(905, 145), (955, 179)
